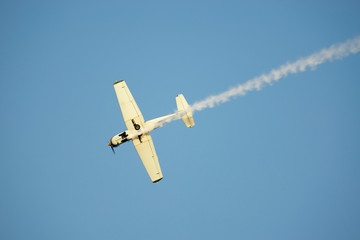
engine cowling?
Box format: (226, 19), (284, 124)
(109, 131), (130, 147)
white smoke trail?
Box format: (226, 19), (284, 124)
(128, 36), (360, 138)
(190, 36), (360, 112)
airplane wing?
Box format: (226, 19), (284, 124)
(113, 80), (145, 131)
(133, 133), (163, 182)
(113, 80), (163, 183)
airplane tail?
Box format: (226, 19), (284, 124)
(176, 94), (195, 128)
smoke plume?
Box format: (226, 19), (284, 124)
(134, 36), (360, 137)
(190, 36), (360, 112)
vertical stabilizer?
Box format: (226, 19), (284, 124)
(176, 94), (195, 128)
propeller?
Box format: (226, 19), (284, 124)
(108, 142), (115, 154)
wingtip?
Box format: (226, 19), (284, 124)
(152, 177), (163, 183)
(114, 80), (125, 85)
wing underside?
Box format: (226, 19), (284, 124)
(113, 80), (145, 131)
(113, 80), (163, 182)
(133, 133), (163, 183)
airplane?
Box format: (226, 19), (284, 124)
(108, 80), (195, 183)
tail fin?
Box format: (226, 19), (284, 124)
(176, 94), (195, 128)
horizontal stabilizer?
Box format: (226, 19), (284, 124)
(176, 94), (195, 128)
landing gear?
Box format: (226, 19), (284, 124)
(132, 119), (141, 130)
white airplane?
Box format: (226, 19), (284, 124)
(108, 80), (195, 183)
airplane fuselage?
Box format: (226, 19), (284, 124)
(108, 112), (181, 149)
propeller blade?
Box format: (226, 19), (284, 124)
(108, 141), (115, 154)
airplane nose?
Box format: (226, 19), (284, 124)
(108, 142), (112, 146)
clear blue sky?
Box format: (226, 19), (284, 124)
(1, 1), (360, 239)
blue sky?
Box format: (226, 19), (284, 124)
(1, 1), (360, 239)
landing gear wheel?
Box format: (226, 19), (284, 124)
(134, 124), (140, 130)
